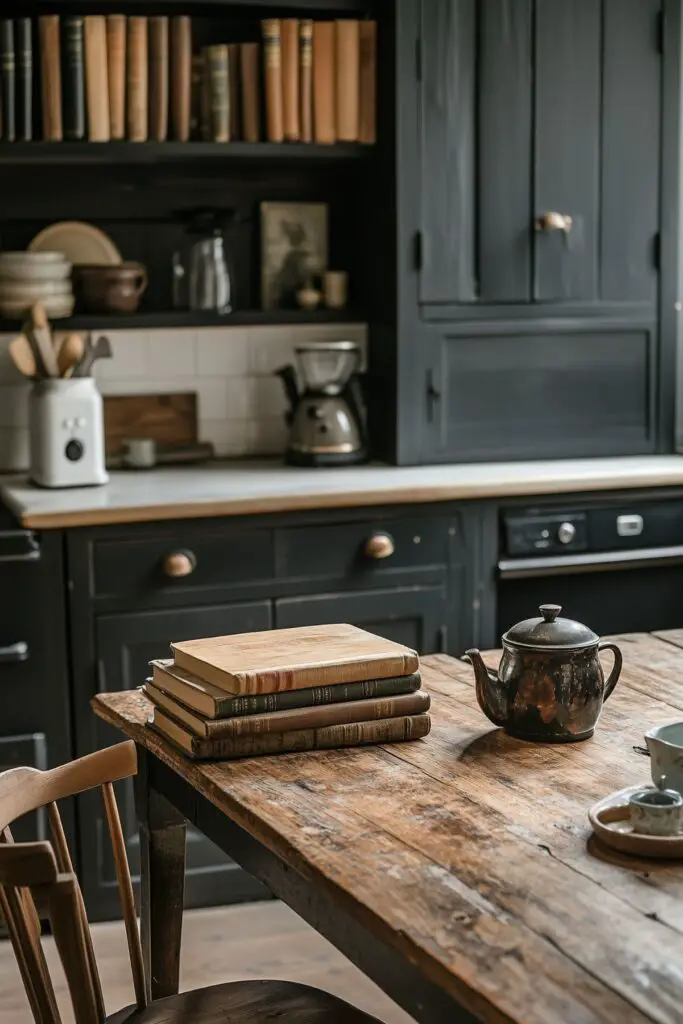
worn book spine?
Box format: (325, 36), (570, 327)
(335, 19), (359, 141)
(240, 42), (260, 142)
(262, 18), (283, 142)
(281, 18), (299, 141)
(227, 43), (240, 140)
(152, 710), (431, 760)
(170, 15), (191, 141)
(299, 19), (313, 143)
(1, 19), (16, 141)
(15, 18), (32, 141)
(206, 44), (229, 142)
(189, 52), (203, 139)
(106, 15), (126, 140)
(358, 20), (376, 144)
(62, 15), (85, 141)
(126, 16), (148, 141)
(149, 15), (169, 141)
(312, 21), (335, 144)
(200, 49), (211, 140)
(84, 16), (110, 141)
(39, 16), (62, 141)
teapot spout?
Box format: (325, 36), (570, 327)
(464, 649), (507, 727)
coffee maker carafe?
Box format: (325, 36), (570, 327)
(276, 341), (367, 466)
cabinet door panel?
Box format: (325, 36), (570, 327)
(478, 0), (533, 302)
(534, 0), (601, 301)
(420, 0), (476, 304)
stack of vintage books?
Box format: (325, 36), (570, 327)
(144, 623), (430, 760)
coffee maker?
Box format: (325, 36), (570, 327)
(276, 341), (367, 466)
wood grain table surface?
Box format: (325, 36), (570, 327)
(92, 631), (683, 1024)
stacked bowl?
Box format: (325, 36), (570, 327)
(0, 252), (75, 319)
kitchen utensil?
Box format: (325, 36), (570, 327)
(465, 604), (622, 742)
(72, 262), (148, 314)
(23, 302), (60, 378)
(589, 786), (683, 859)
(72, 334), (113, 378)
(103, 392), (197, 455)
(28, 221), (122, 266)
(57, 333), (85, 378)
(276, 340), (367, 466)
(9, 334), (38, 379)
(188, 233), (231, 313)
(645, 721), (683, 794)
(29, 377), (108, 488)
(628, 787), (683, 836)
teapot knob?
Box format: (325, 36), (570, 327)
(539, 604), (562, 622)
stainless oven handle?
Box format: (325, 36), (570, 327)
(498, 545), (683, 579)
(0, 641), (29, 664)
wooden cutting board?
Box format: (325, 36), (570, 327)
(103, 393), (197, 455)
(171, 624), (420, 695)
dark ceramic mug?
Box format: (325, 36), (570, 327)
(73, 262), (148, 314)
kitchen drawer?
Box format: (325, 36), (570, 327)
(92, 527), (275, 599)
(276, 515), (457, 581)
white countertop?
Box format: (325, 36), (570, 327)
(4, 455), (683, 528)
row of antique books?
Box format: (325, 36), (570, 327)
(143, 623), (431, 760)
(0, 15), (376, 145)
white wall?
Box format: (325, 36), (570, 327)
(0, 322), (367, 470)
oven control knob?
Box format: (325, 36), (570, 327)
(557, 521), (576, 545)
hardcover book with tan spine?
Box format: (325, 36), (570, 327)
(335, 19), (359, 141)
(126, 16), (148, 141)
(227, 43), (240, 139)
(170, 15), (191, 141)
(145, 681), (430, 739)
(261, 18), (283, 142)
(312, 21), (335, 144)
(206, 44), (229, 142)
(240, 42), (260, 142)
(299, 19), (313, 143)
(84, 16), (110, 141)
(281, 18), (299, 141)
(358, 20), (376, 144)
(39, 15), (62, 141)
(171, 624), (419, 696)
(151, 659), (422, 719)
(106, 15), (126, 140)
(150, 707), (431, 760)
(149, 15), (169, 141)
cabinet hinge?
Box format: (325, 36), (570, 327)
(415, 37), (422, 81)
(413, 230), (423, 271)
(656, 8), (664, 53)
(653, 231), (661, 270)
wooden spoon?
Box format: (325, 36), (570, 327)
(57, 333), (85, 378)
(28, 300), (59, 378)
(9, 334), (38, 379)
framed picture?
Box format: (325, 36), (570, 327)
(260, 201), (328, 310)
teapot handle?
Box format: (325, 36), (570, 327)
(598, 642), (622, 701)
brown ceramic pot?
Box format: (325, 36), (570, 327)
(73, 262), (148, 314)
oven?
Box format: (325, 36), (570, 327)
(496, 497), (683, 637)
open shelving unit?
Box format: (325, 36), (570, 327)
(0, 140), (370, 165)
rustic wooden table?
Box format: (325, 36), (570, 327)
(92, 631), (683, 1024)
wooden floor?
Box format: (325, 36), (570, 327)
(0, 900), (413, 1023)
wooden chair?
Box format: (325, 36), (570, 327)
(0, 742), (384, 1023)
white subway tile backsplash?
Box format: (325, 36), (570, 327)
(246, 416), (288, 455)
(94, 330), (148, 380)
(199, 417), (248, 456)
(196, 327), (248, 376)
(147, 329), (196, 376)
(97, 378), (196, 397)
(0, 335), (28, 385)
(0, 385), (29, 427)
(248, 376), (287, 419)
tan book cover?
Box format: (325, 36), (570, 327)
(261, 18), (283, 142)
(39, 15), (62, 141)
(150, 707), (431, 760)
(206, 43), (229, 142)
(145, 680), (430, 739)
(84, 16), (110, 141)
(149, 15), (169, 141)
(171, 624), (419, 695)
(281, 18), (299, 141)
(335, 19), (359, 142)
(227, 43), (240, 140)
(240, 42), (260, 142)
(358, 20), (376, 144)
(299, 19), (313, 143)
(312, 21), (335, 144)
(170, 15), (191, 141)
(126, 16), (148, 141)
(106, 14), (126, 140)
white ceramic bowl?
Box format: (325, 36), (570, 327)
(0, 279), (73, 299)
(0, 251), (72, 281)
(0, 294), (75, 319)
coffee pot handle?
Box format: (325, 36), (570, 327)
(598, 642), (622, 701)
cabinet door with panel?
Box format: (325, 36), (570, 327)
(82, 601), (272, 920)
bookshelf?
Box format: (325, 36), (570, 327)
(0, 308), (365, 331)
(0, 140), (370, 164)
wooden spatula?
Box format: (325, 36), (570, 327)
(28, 300), (60, 377)
(57, 333), (85, 378)
(9, 334), (38, 379)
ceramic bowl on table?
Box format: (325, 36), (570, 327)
(72, 262), (148, 314)
(645, 721), (683, 794)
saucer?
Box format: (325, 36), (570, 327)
(588, 785), (683, 859)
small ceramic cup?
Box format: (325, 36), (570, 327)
(629, 786), (683, 836)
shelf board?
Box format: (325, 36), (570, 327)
(0, 141), (372, 167)
(0, 309), (366, 331)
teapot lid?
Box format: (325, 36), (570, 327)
(502, 604), (599, 650)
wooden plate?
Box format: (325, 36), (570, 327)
(589, 786), (683, 858)
(28, 221), (122, 266)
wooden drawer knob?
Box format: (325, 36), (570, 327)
(364, 532), (395, 560)
(163, 550), (197, 578)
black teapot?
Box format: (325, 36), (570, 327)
(465, 605), (622, 742)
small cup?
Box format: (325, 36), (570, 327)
(629, 786), (683, 836)
(323, 270), (348, 310)
(121, 437), (156, 469)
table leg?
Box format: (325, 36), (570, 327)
(134, 745), (186, 1002)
